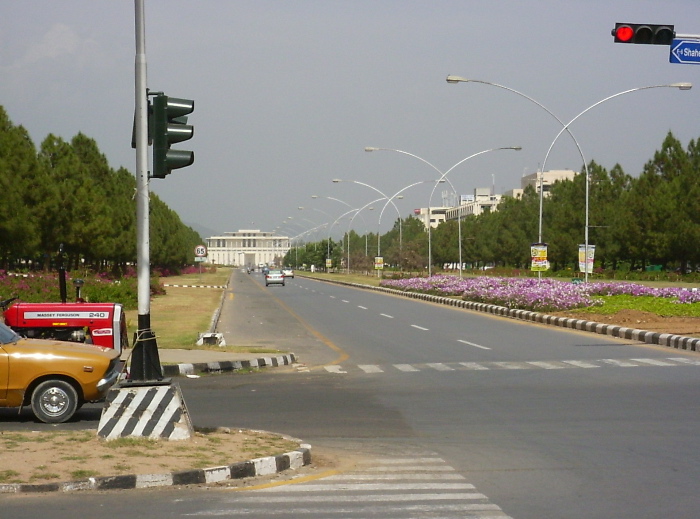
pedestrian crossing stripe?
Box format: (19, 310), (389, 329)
(324, 357), (700, 374)
(231, 454), (512, 517)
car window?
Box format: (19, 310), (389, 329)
(0, 322), (20, 344)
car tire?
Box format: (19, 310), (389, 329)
(31, 379), (79, 424)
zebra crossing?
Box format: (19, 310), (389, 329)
(322, 356), (700, 375)
(199, 455), (511, 518)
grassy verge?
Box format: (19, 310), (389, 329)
(121, 266), (287, 354)
(125, 267), (232, 350)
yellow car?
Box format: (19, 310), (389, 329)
(0, 321), (121, 423)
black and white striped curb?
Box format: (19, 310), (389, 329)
(0, 443), (311, 494)
(308, 277), (700, 352)
(162, 353), (296, 377)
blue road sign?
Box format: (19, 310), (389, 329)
(670, 39), (700, 64)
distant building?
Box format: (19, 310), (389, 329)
(206, 230), (290, 267)
(414, 207), (449, 230)
(520, 169), (577, 196)
(445, 188), (502, 221)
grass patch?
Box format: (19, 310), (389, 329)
(579, 295), (700, 317)
(125, 267), (232, 349)
(0, 470), (20, 483)
(70, 469), (99, 479)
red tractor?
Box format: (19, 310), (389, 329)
(2, 299), (128, 354)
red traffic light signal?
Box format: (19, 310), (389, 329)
(612, 23), (675, 45)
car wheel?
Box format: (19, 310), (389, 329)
(31, 379), (79, 424)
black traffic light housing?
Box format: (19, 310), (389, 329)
(151, 93), (194, 179)
(612, 23), (675, 45)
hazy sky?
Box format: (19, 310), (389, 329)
(2, 1), (699, 240)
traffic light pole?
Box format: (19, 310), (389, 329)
(131, 0), (164, 383)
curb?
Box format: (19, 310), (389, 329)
(307, 277), (700, 352)
(162, 353), (296, 377)
(0, 443), (311, 494)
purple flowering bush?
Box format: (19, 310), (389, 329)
(379, 275), (700, 312)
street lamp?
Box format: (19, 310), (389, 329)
(538, 83), (692, 281)
(346, 197), (385, 274)
(366, 146), (521, 276)
(447, 76), (691, 281)
(332, 179), (402, 273)
(310, 195), (370, 255)
(376, 179), (447, 271)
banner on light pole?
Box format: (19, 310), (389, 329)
(530, 243), (549, 272)
(579, 244), (595, 274)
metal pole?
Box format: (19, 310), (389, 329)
(132, 0), (163, 382)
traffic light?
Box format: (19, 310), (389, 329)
(612, 23), (675, 45)
(151, 93), (194, 179)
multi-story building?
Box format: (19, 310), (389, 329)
(419, 170), (577, 226)
(445, 188), (502, 222)
(206, 230), (290, 267)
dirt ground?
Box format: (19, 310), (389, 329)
(549, 309), (700, 338)
(0, 427), (307, 487)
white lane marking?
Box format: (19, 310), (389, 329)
(561, 360), (600, 368)
(459, 362), (489, 370)
(630, 358), (677, 366)
(427, 363), (454, 371)
(492, 362), (531, 370)
(324, 473), (466, 480)
(341, 299), (349, 303)
(411, 324), (429, 331)
(234, 492), (488, 503)
(600, 358), (638, 367)
(366, 465), (456, 472)
(527, 361), (567, 369)
(457, 339), (491, 350)
(363, 458), (447, 464)
(329, 295), (336, 299)
(324, 365), (347, 374)
(256, 482), (477, 492)
(358, 365), (383, 373)
(358, 305), (368, 310)
(380, 313), (394, 318)
(394, 364), (420, 372)
(668, 357), (700, 365)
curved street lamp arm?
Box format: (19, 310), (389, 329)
(378, 180), (441, 225)
(332, 179), (401, 222)
(540, 83), (691, 175)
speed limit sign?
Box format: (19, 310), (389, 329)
(194, 245), (207, 257)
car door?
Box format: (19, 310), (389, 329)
(0, 345), (8, 400)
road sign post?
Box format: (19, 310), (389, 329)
(670, 38), (700, 64)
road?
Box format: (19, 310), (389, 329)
(4, 269), (700, 518)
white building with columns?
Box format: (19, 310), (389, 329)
(206, 230), (290, 267)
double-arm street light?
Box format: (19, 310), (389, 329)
(376, 179), (449, 270)
(332, 178), (401, 264)
(311, 195), (370, 255)
(447, 76), (691, 281)
(366, 146), (521, 276)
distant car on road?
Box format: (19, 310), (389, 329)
(265, 269), (285, 287)
(281, 268), (294, 279)
(0, 321), (121, 423)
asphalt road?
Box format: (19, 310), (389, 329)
(4, 269), (700, 518)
